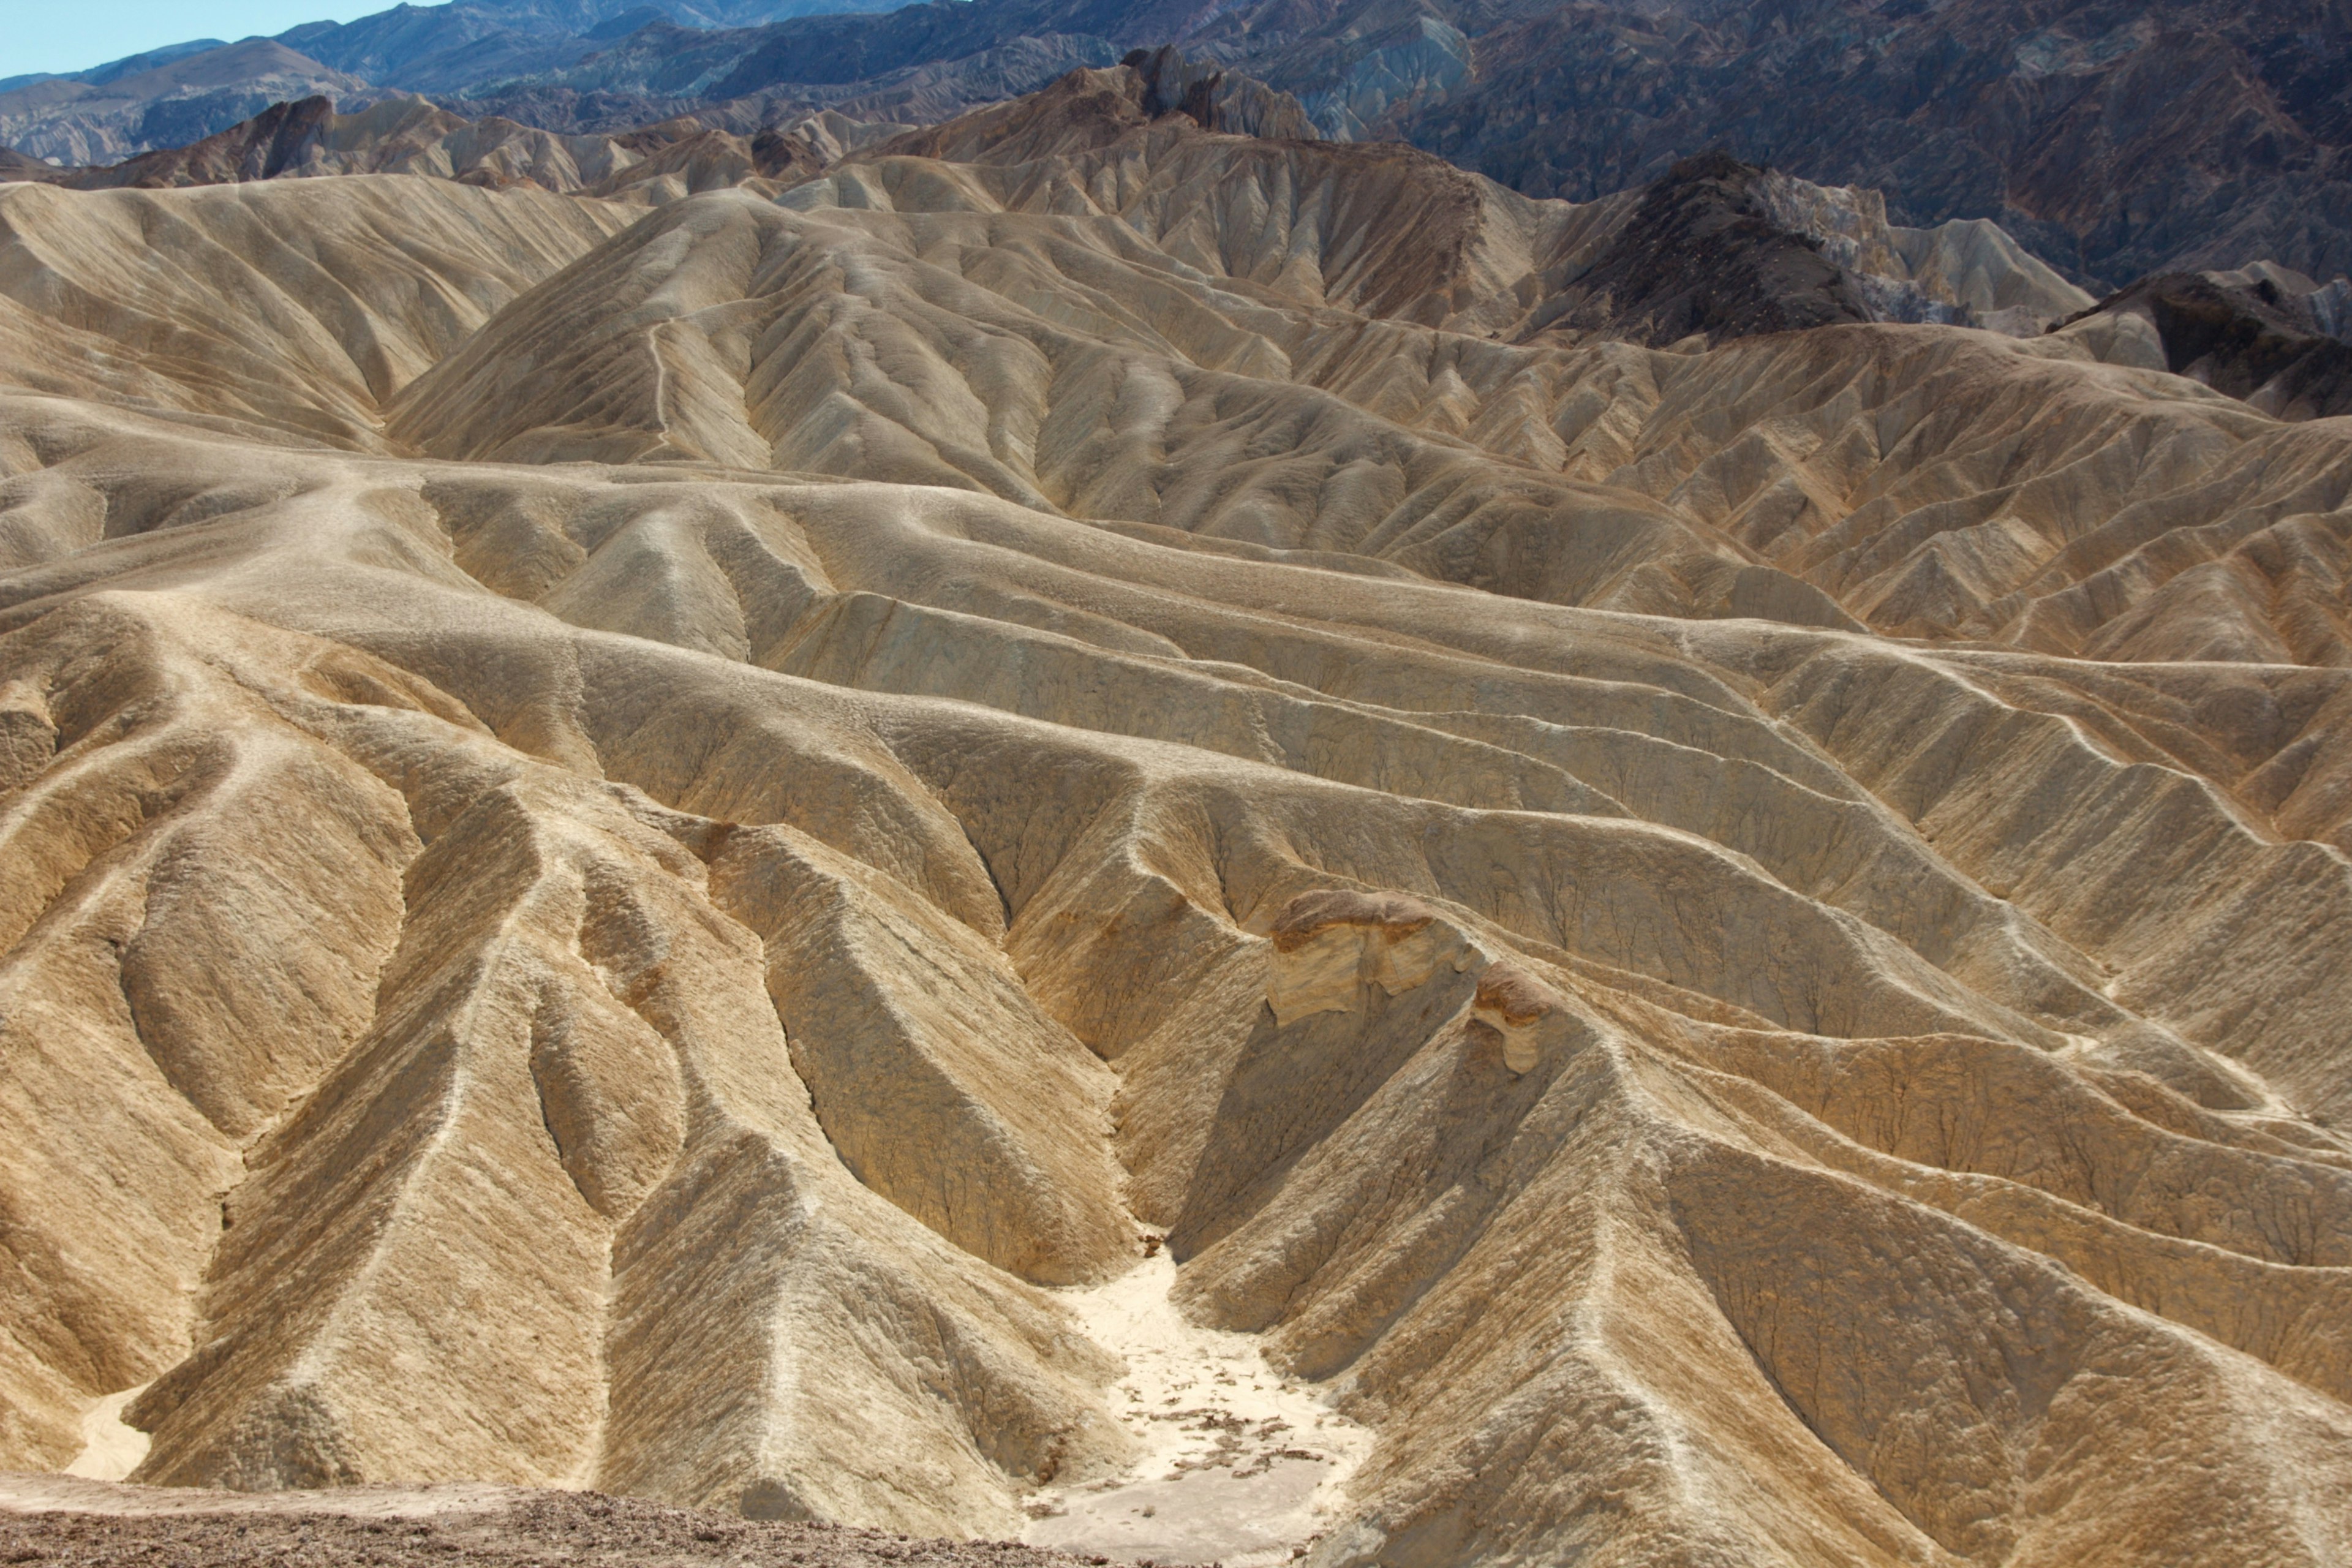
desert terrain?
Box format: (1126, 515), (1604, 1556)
(2, 50), (2350, 1568)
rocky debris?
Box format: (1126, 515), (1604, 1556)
(0, 1479), (1156, 1568)
(1018, 1256), (1370, 1564)
(2064, 262), (2352, 420)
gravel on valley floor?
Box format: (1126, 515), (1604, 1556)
(0, 1489), (1207, 1568)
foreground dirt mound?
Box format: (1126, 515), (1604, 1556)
(0, 1477), (1139, 1568)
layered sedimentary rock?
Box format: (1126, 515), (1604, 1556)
(3, 59), (2351, 1568)
(20, 0), (2339, 292)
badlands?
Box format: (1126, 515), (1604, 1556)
(3, 56), (2352, 1568)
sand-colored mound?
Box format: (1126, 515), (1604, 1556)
(369, 86), (2352, 663)
(3, 67), (2351, 1568)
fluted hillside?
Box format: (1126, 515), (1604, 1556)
(2, 62), (2349, 1568)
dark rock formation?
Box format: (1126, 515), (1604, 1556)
(1379, 0), (2352, 291)
(1123, 46), (1315, 141)
(77, 96), (342, 187)
(1527, 150), (1874, 346)
(2068, 266), (2352, 420)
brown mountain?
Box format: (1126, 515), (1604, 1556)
(3, 75), (2091, 347)
(21, 0), (2337, 292)
(0, 94), (855, 203)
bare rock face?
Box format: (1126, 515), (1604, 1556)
(1525, 150), (1879, 345)
(1264, 890), (1455, 1024)
(2, 62), (2352, 1568)
(9, 94), (2081, 352)
(2064, 262), (2352, 421)
(1121, 47), (1318, 143)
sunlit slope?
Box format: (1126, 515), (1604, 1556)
(1, 83), (2350, 1568)
(379, 96), (2352, 663)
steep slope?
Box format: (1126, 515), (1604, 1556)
(3, 73), (2089, 343)
(377, 76), (2343, 660)
(0, 176), (631, 448)
(2, 64), (2351, 1568)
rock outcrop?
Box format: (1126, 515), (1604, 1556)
(2064, 262), (2352, 421)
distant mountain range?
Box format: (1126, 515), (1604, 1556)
(2, 0), (2347, 290)
(0, 39), (379, 166)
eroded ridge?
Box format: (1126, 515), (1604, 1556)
(2, 69), (2351, 1568)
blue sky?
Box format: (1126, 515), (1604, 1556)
(2, 2), (404, 80)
